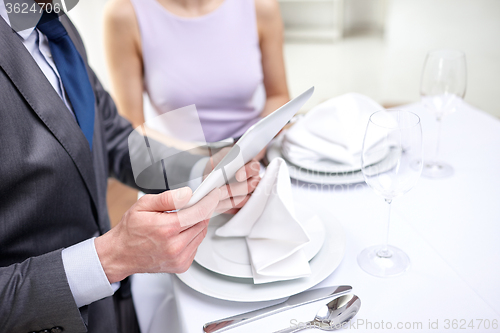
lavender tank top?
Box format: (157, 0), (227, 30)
(130, 0), (264, 142)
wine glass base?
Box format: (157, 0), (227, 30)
(421, 161), (454, 178)
(357, 245), (410, 277)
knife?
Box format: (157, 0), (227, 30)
(203, 285), (352, 333)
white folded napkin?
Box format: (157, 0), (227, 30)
(215, 158), (311, 284)
(282, 93), (385, 167)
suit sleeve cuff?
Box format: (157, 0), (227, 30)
(61, 238), (114, 308)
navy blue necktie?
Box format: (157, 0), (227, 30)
(37, 12), (95, 149)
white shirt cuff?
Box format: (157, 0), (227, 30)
(61, 237), (115, 308)
(188, 157), (209, 191)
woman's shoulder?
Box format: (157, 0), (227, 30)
(104, 0), (137, 27)
(104, 0), (142, 45)
(254, 0), (283, 40)
(254, 0), (281, 22)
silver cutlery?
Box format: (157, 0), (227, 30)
(203, 285), (352, 333)
(274, 294), (361, 332)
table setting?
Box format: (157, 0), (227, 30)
(176, 157), (346, 306)
(268, 93), (391, 185)
(132, 50), (500, 333)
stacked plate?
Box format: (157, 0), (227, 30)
(176, 204), (346, 302)
(267, 135), (397, 185)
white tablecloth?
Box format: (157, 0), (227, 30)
(132, 102), (500, 333)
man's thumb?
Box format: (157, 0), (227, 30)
(141, 187), (192, 212)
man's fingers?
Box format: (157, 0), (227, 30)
(219, 176), (260, 201)
(216, 195), (250, 214)
(235, 160), (260, 182)
(172, 218), (208, 254)
(176, 189), (220, 228)
(178, 221), (210, 272)
(222, 208), (240, 215)
(232, 195), (250, 209)
(171, 220), (209, 273)
(138, 187), (192, 212)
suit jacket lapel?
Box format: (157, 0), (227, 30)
(0, 19), (100, 225)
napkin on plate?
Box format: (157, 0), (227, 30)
(215, 158), (312, 284)
(282, 93), (385, 167)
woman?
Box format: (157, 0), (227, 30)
(103, 0), (289, 143)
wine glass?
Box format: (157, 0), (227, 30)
(357, 110), (423, 277)
(420, 49), (467, 178)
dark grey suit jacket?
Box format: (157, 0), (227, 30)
(0, 15), (200, 333)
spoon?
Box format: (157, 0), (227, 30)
(274, 294), (361, 332)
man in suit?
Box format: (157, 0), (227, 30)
(0, 3), (260, 332)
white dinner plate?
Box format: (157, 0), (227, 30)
(283, 141), (389, 174)
(194, 209), (326, 278)
(267, 137), (365, 185)
(176, 207), (345, 302)
(268, 136), (400, 185)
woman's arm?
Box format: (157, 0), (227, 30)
(103, 0), (145, 128)
(256, 0), (290, 117)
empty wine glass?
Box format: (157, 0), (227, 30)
(420, 49), (467, 178)
(358, 110), (423, 277)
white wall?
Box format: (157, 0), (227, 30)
(381, 0), (500, 116)
(343, 0), (386, 34)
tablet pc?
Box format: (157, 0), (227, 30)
(185, 87), (314, 207)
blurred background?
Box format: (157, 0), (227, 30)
(69, 0), (500, 117)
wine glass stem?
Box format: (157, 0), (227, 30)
(434, 117), (443, 164)
(378, 198), (392, 258)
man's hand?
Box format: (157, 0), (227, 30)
(95, 187), (220, 284)
(204, 148), (261, 215)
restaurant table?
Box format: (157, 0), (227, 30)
(132, 101), (500, 332)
